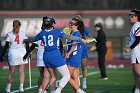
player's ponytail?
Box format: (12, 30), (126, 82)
(13, 20), (21, 34)
(72, 17), (85, 39)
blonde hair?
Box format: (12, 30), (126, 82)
(13, 20), (21, 34)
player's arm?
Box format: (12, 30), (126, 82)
(23, 37), (38, 43)
(65, 43), (76, 59)
(23, 43), (37, 61)
(130, 36), (140, 49)
(0, 41), (10, 62)
(63, 34), (87, 43)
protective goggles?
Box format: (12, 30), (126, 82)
(69, 21), (77, 26)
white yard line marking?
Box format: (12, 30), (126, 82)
(11, 71), (99, 93)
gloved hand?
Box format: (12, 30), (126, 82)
(23, 54), (28, 61)
(23, 54), (31, 61)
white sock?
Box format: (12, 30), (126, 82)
(77, 89), (82, 92)
(135, 87), (140, 93)
(83, 78), (86, 81)
(7, 84), (11, 88)
(39, 88), (42, 92)
(56, 65), (70, 88)
(20, 84), (23, 87)
(78, 77), (80, 85)
(50, 90), (55, 93)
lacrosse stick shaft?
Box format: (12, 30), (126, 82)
(63, 39), (97, 47)
(28, 57), (32, 88)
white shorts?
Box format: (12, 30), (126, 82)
(8, 48), (28, 66)
(36, 50), (45, 67)
(131, 45), (140, 64)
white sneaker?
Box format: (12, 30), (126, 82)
(5, 86), (11, 93)
(41, 90), (47, 93)
(55, 88), (61, 93)
(77, 90), (86, 93)
(55, 80), (60, 88)
(19, 86), (24, 92)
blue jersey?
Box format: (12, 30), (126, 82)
(35, 28), (65, 68)
(35, 28), (64, 51)
(66, 30), (82, 67)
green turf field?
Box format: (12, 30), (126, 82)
(0, 67), (134, 93)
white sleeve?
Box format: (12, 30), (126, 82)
(134, 27), (140, 36)
(5, 33), (11, 42)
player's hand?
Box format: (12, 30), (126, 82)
(65, 52), (70, 59)
(23, 54), (28, 61)
(90, 46), (96, 51)
(124, 48), (131, 53)
(81, 39), (88, 44)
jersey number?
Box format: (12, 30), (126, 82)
(43, 35), (54, 46)
(14, 35), (20, 44)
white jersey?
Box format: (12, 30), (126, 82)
(129, 22), (140, 64)
(6, 31), (28, 65)
(36, 40), (45, 67)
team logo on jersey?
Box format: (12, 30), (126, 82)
(135, 27), (140, 36)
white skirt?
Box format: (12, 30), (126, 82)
(8, 48), (28, 66)
(36, 49), (45, 67)
(131, 44), (140, 64)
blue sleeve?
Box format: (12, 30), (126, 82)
(35, 31), (44, 40)
(57, 29), (65, 38)
(72, 32), (81, 43)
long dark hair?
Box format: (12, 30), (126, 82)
(72, 17), (85, 39)
(13, 20), (21, 34)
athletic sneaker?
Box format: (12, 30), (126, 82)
(55, 80), (59, 88)
(77, 90), (86, 93)
(55, 88), (61, 93)
(5, 86), (11, 93)
(41, 90), (47, 93)
(19, 86), (24, 92)
(99, 77), (108, 80)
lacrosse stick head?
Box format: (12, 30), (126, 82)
(86, 37), (97, 43)
(63, 27), (71, 35)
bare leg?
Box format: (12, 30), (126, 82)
(81, 58), (87, 89)
(47, 68), (57, 92)
(19, 64), (25, 92)
(5, 65), (16, 92)
(41, 67), (50, 91)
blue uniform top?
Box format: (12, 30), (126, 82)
(66, 30), (82, 67)
(35, 28), (66, 68)
(35, 28), (64, 51)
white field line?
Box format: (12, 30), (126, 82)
(11, 71), (99, 93)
